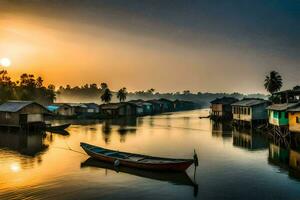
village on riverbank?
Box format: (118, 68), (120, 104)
(210, 85), (300, 146)
(0, 98), (196, 130)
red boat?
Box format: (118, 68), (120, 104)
(80, 142), (195, 172)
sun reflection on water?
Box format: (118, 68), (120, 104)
(10, 163), (21, 173)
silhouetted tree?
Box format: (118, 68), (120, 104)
(293, 85), (300, 91)
(264, 71), (283, 94)
(117, 87), (128, 102)
(100, 82), (108, 91)
(147, 88), (155, 94)
(101, 88), (112, 103)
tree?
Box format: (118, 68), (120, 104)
(100, 82), (108, 91)
(101, 88), (112, 103)
(293, 85), (300, 91)
(147, 88), (155, 94)
(264, 71), (283, 94)
(117, 87), (127, 102)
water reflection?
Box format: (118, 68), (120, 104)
(102, 118), (137, 143)
(233, 127), (268, 150)
(0, 129), (48, 156)
(211, 120), (233, 139)
(269, 143), (300, 181)
(1, 110), (300, 200)
(81, 158), (197, 188)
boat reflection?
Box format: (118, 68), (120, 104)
(0, 129), (48, 156)
(46, 129), (70, 136)
(81, 158), (198, 190)
(269, 143), (300, 181)
(233, 127), (268, 150)
(211, 120), (233, 139)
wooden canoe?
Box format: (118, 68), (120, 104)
(80, 142), (194, 172)
(46, 123), (71, 132)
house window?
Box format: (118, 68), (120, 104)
(297, 117), (300, 123)
(248, 108), (250, 115)
(278, 112), (281, 118)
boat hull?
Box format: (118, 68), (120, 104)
(81, 143), (194, 172)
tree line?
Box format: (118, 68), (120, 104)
(0, 70), (55, 104)
(2, 69), (294, 106)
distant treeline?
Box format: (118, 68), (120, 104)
(56, 83), (268, 107)
(0, 71), (268, 107)
(0, 70), (55, 105)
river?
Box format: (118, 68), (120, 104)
(0, 109), (300, 200)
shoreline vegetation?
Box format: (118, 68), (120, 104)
(0, 70), (268, 107)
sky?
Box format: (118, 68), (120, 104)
(0, 0), (299, 93)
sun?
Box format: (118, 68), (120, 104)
(0, 58), (11, 67)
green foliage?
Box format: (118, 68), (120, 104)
(0, 70), (56, 104)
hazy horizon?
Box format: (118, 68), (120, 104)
(0, 0), (299, 94)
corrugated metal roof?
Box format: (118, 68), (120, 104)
(231, 98), (269, 107)
(210, 97), (238, 104)
(287, 104), (300, 112)
(267, 103), (300, 111)
(0, 101), (38, 112)
(100, 103), (125, 109)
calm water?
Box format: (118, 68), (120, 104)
(1, 109), (300, 200)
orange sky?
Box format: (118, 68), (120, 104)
(0, 1), (299, 93)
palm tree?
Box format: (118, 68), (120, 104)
(264, 71), (283, 94)
(117, 87), (127, 102)
(101, 88), (112, 103)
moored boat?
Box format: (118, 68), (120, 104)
(46, 123), (71, 132)
(80, 142), (195, 172)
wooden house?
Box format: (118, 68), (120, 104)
(68, 103), (88, 114)
(100, 103), (137, 118)
(84, 103), (100, 113)
(210, 97), (238, 120)
(159, 98), (174, 112)
(174, 100), (195, 111)
(231, 98), (270, 125)
(0, 101), (50, 128)
(272, 89), (300, 103)
(128, 100), (153, 116)
(267, 103), (300, 127)
(147, 100), (164, 113)
(47, 103), (76, 116)
(287, 105), (300, 133)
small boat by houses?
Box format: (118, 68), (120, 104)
(80, 142), (195, 172)
(45, 123), (71, 131)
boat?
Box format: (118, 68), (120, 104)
(81, 158), (198, 187)
(80, 142), (195, 172)
(45, 123), (71, 132)
(48, 129), (70, 136)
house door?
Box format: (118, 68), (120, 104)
(19, 114), (28, 125)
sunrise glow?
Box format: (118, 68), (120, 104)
(0, 58), (11, 67)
